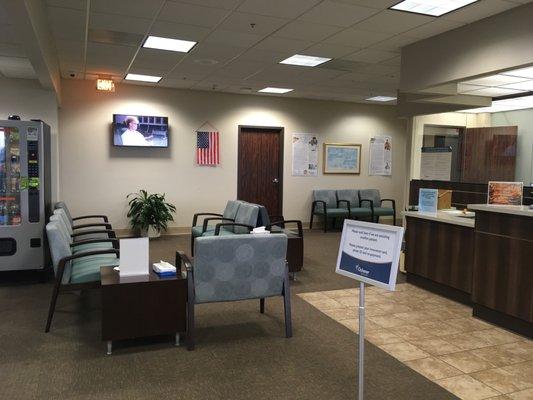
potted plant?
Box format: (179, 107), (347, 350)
(126, 190), (176, 238)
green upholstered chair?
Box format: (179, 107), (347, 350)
(190, 200), (242, 254)
(54, 202), (115, 241)
(45, 220), (119, 332)
(336, 189), (374, 221)
(177, 234), (291, 350)
(359, 189), (396, 225)
(310, 189), (350, 232)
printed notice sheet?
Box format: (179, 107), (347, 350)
(369, 136), (392, 176)
(420, 147), (452, 181)
(292, 133), (318, 176)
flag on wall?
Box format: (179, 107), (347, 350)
(196, 131), (219, 165)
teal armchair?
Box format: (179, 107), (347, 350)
(336, 189), (374, 221)
(359, 189), (396, 225)
(310, 189), (350, 232)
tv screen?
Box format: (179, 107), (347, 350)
(113, 114), (169, 147)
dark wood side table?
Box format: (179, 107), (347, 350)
(100, 266), (187, 354)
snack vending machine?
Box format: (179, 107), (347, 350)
(0, 120), (51, 271)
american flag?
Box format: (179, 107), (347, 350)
(196, 131), (219, 165)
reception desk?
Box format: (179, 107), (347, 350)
(404, 206), (532, 337)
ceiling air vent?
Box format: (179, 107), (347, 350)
(88, 29), (143, 47)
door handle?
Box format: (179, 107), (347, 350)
(272, 178), (279, 184)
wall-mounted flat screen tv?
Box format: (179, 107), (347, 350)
(113, 114), (169, 147)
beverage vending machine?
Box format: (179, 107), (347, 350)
(0, 120), (51, 271)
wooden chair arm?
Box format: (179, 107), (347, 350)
(72, 215), (109, 223)
(202, 217), (234, 233)
(72, 222), (112, 230)
(71, 229), (116, 239)
(214, 223), (253, 235)
(192, 212), (222, 226)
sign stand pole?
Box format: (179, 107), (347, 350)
(358, 281), (365, 400)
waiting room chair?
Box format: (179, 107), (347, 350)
(310, 189), (350, 232)
(53, 208), (116, 242)
(336, 189), (374, 221)
(45, 220), (119, 332)
(177, 234), (292, 350)
(359, 189), (396, 225)
(55, 202), (114, 241)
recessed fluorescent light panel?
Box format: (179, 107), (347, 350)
(461, 95), (533, 113)
(366, 96), (397, 102)
(125, 73), (161, 83)
(280, 54), (331, 67)
(258, 87), (294, 94)
(143, 36), (197, 53)
(390, 0), (478, 17)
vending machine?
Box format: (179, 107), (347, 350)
(0, 120), (51, 271)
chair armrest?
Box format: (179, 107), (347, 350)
(72, 222), (112, 230)
(337, 199), (350, 210)
(192, 212), (223, 226)
(312, 200), (327, 214)
(72, 215), (109, 223)
(202, 217), (234, 233)
(269, 215), (285, 222)
(381, 199), (396, 208)
(56, 249), (120, 284)
(176, 251), (193, 273)
(267, 220), (303, 237)
(214, 223), (253, 235)
(71, 229), (116, 239)
(71, 238), (119, 250)
(360, 199), (375, 213)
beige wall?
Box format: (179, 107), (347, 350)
(0, 77), (59, 201)
(409, 112), (491, 180)
(59, 79), (408, 230)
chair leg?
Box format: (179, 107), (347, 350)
(186, 272), (195, 351)
(190, 236), (195, 257)
(323, 213), (328, 233)
(309, 212), (314, 229)
(283, 270), (293, 338)
(45, 279), (61, 333)
(392, 210), (396, 226)
(260, 298), (265, 314)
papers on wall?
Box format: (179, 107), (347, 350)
(418, 188), (439, 213)
(119, 237), (149, 277)
(420, 147), (452, 181)
(369, 135), (392, 176)
(292, 133), (318, 176)
(487, 181), (523, 205)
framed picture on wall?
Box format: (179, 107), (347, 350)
(323, 143), (361, 174)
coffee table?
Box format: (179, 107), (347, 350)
(100, 266), (188, 354)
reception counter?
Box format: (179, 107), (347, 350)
(404, 206), (532, 337)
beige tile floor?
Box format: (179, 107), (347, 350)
(298, 283), (533, 400)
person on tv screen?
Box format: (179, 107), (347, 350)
(121, 116), (151, 146)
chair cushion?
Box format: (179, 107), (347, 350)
(70, 255), (119, 284)
(192, 225), (215, 238)
(313, 207), (349, 217)
(233, 203), (259, 233)
(373, 207), (394, 216)
(359, 189), (381, 207)
(255, 204), (270, 227)
(349, 207), (373, 217)
(72, 242), (114, 254)
(337, 189), (360, 207)
(222, 200), (242, 220)
(312, 190), (337, 212)
(201, 228), (236, 236)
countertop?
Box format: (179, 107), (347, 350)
(467, 204), (533, 217)
(403, 210), (475, 228)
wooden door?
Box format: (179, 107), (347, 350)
(238, 126), (283, 217)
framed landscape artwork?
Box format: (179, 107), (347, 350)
(323, 143), (362, 174)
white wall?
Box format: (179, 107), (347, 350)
(0, 77), (59, 201)
(491, 109), (533, 184)
(58, 79), (409, 230)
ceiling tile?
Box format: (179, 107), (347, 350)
(86, 42), (137, 69)
(158, 77), (199, 89)
(158, 2), (229, 28)
(300, 43), (360, 58)
(274, 21), (342, 42)
(150, 21), (210, 42)
(218, 12), (289, 36)
(91, 0), (162, 18)
(324, 28), (393, 47)
(443, 0), (518, 23)
(85, 65), (126, 76)
(404, 19), (464, 39)
(254, 36), (314, 53)
(47, 6), (86, 41)
(188, 43), (247, 64)
(241, 48), (292, 63)
(342, 48), (398, 63)
(215, 60), (265, 79)
(55, 39), (84, 62)
(167, 59), (219, 77)
(0, 56), (36, 79)
(0, 43), (25, 58)
(237, 0), (321, 18)
(332, 0), (398, 9)
(381, 54), (401, 66)
(371, 33), (419, 51)
(353, 10), (434, 34)
(299, 1), (379, 27)
(46, 0), (86, 10)
(204, 29), (263, 47)
(131, 48), (185, 71)
(166, 0), (242, 10)
(90, 12), (152, 35)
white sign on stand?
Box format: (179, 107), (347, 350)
(119, 238), (149, 277)
(335, 220), (404, 399)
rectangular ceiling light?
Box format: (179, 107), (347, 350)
(280, 54), (331, 67)
(501, 66), (533, 79)
(464, 74), (528, 87)
(461, 95), (533, 113)
(501, 81), (533, 91)
(390, 0), (478, 17)
(258, 87), (294, 94)
(125, 73), (161, 83)
(143, 36), (197, 53)
(366, 96), (397, 102)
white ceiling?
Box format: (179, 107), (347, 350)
(2, 0), (532, 103)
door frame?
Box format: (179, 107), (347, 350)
(237, 125), (284, 216)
